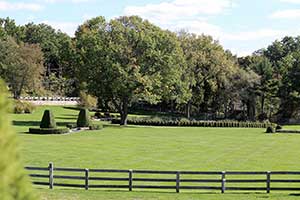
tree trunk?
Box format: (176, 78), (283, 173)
(247, 98), (256, 121)
(170, 100), (174, 114)
(120, 97), (128, 126)
(261, 95), (265, 114)
(186, 100), (191, 119)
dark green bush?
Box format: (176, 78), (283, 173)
(40, 110), (57, 128)
(266, 126), (275, 133)
(29, 128), (69, 134)
(77, 108), (91, 127)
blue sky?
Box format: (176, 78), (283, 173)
(1, 0), (300, 56)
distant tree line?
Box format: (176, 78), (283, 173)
(1, 16), (300, 124)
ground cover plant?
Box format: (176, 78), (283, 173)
(11, 106), (300, 200)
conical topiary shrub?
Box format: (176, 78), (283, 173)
(40, 110), (57, 129)
(0, 80), (37, 200)
(77, 108), (91, 127)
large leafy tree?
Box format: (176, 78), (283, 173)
(0, 37), (44, 98)
(238, 55), (277, 120)
(75, 16), (189, 125)
(179, 31), (238, 118)
(264, 36), (300, 121)
(21, 23), (76, 95)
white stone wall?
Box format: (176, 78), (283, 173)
(20, 97), (80, 106)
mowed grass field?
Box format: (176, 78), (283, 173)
(12, 106), (300, 199)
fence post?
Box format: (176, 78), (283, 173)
(266, 171), (271, 194)
(85, 168), (89, 190)
(49, 162), (54, 189)
(129, 169), (133, 191)
(176, 171), (180, 193)
(221, 171), (226, 193)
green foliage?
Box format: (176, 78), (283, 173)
(79, 91), (98, 109)
(40, 110), (57, 129)
(75, 16), (189, 125)
(14, 100), (35, 114)
(76, 108), (91, 127)
(178, 31), (239, 117)
(111, 118), (272, 128)
(29, 128), (69, 134)
(0, 79), (36, 200)
(0, 37), (44, 98)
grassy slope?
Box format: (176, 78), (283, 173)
(13, 106), (300, 199)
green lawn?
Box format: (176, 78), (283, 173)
(12, 106), (300, 199)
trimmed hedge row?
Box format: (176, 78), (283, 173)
(29, 128), (69, 134)
(111, 118), (273, 128)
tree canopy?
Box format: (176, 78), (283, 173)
(2, 16), (300, 123)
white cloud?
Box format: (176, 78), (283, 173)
(42, 21), (78, 36)
(124, 0), (234, 25)
(123, 0), (290, 56)
(0, 1), (43, 11)
(270, 9), (300, 19)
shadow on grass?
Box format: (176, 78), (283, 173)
(290, 193), (300, 196)
(13, 120), (71, 127)
(35, 187), (293, 196)
(56, 117), (77, 120)
(63, 106), (81, 111)
(62, 114), (78, 117)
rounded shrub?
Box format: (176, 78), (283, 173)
(77, 108), (91, 127)
(14, 101), (24, 114)
(266, 126), (275, 133)
(13, 100), (35, 114)
(40, 110), (57, 129)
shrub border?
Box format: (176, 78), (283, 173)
(112, 118), (272, 128)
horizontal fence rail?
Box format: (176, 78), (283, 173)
(25, 163), (300, 193)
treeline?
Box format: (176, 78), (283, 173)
(1, 16), (300, 125)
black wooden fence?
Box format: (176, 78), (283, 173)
(26, 163), (300, 193)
